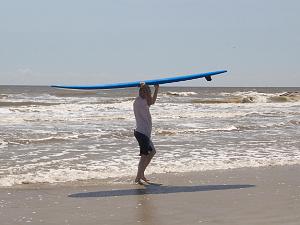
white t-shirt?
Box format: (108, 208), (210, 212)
(133, 96), (152, 138)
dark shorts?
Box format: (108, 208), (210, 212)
(134, 130), (155, 156)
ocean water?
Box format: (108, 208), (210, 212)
(0, 86), (299, 187)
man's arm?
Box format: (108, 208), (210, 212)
(140, 83), (159, 106)
(151, 84), (159, 105)
(146, 84), (159, 106)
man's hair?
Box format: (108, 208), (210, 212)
(139, 85), (151, 98)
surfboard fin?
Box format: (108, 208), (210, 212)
(205, 76), (212, 81)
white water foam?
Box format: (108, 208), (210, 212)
(0, 139), (8, 149)
(166, 91), (198, 97)
(1, 147), (300, 187)
(156, 125), (238, 136)
(229, 91), (300, 103)
(1, 87), (299, 187)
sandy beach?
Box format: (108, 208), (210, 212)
(1, 165), (300, 225)
(1, 0), (300, 224)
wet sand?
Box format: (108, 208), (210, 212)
(1, 165), (300, 225)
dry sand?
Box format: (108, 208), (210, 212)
(1, 165), (300, 225)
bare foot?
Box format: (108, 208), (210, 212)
(141, 176), (150, 183)
(135, 177), (144, 185)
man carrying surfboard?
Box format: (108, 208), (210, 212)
(133, 83), (159, 184)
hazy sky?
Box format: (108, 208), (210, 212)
(0, 0), (299, 87)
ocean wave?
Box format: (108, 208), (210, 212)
(236, 120), (300, 130)
(156, 119), (299, 136)
(269, 95), (300, 103)
(288, 120), (300, 125)
(191, 92), (300, 104)
(0, 101), (62, 107)
(51, 89), (99, 97)
(156, 125), (238, 136)
(6, 129), (133, 146)
(8, 134), (80, 145)
(0, 168), (113, 187)
(166, 91), (198, 97)
(0, 94), (8, 99)
(234, 91), (300, 103)
(91, 98), (135, 105)
(192, 98), (243, 104)
(0, 139), (8, 149)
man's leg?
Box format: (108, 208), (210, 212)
(141, 150), (156, 181)
(135, 150), (156, 184)
(135, 155), (148, 184)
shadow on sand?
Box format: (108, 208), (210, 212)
(68, 184), (255, 198)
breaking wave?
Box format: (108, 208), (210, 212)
(192, 92), (300, 104)
(166, 91), (197, 97)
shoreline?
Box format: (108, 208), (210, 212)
(0, 164), (298, 189)
(1, 165), (300, 224)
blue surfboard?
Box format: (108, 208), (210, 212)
(51, 70), (227, 90)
